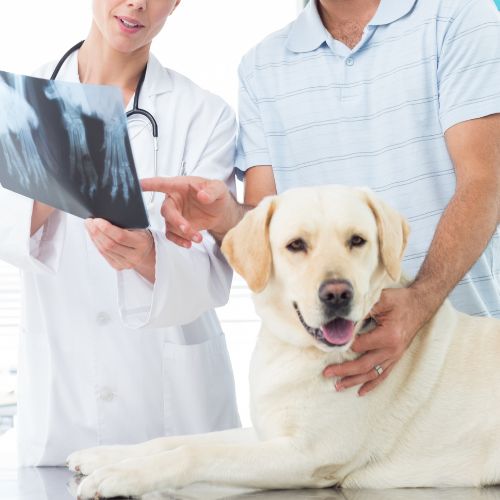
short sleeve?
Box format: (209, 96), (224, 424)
(235, 55), (272, 180)
(438, 0), (500, 132)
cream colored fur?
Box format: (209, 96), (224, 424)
(69, 186), (500, 498)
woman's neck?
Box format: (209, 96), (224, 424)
(78, 23), (150, 104)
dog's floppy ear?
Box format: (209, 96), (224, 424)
(362, 189), (410, 281)
(221, 196), (276, 293)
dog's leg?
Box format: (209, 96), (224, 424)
(76, 438), (325, 499)
(67, 427), (255, 475)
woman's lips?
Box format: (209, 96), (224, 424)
(115, 16), (144, 34)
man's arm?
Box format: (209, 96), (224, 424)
(210, 165), (276, 242)
(243, 165), (277, 206)
(410, 114), (500, 312)
(140, 165), (276, 246)
(325, 114), (500, 394)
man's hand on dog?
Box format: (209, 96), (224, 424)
(323, 287), (430, 396)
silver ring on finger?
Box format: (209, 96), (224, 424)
(374, 364), (384, 376)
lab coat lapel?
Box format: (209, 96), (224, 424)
(129, 54), (173, 178)
(58, 50), (81, 83)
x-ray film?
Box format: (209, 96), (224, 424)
(0, 70), (149, 229)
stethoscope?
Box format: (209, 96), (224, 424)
(50, 40), (159, 204)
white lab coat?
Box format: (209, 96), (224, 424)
(0, 51), (240, 466)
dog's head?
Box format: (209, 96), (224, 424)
(222, 186), (409, 353)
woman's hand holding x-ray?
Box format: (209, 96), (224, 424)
(141, 176), (239, 247)
(85, 218), (155, 283)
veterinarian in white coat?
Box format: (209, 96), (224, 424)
(0, 0), (239, 466)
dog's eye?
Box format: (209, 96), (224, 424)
(286, 238), (307, 253)
(349, 235), (366, 248)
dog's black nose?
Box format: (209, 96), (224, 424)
(318, 279), (353, 313)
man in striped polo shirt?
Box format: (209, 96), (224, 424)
(143, 0), (500, 395)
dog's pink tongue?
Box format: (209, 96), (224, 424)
(321, 319), (355, 345)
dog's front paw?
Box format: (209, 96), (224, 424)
(76, 461), (151, 499)
(67, 445), (135, 475)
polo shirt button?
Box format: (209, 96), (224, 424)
(345, 57), (354, 66)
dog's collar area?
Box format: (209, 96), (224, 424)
(292, 302), (355, 347)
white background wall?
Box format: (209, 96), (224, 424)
(0, 0), (303, 460)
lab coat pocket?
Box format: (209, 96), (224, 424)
(162, 333), (240, 436)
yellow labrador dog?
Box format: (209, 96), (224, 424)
(69, 186), (500, 498)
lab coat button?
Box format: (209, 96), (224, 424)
(98, 387), (116, 402)
(345, 57), (354, 66)
(96, 312), (111, 325)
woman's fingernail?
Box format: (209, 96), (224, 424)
(335, 382), (343, 392)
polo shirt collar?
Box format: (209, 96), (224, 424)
(368, 0), (417, 26)
(143, 53), (173, 97)
(286, 0), (418, 53)
(286, 0), (329, 54)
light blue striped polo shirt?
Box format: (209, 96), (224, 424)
(235, 0), (500, 318)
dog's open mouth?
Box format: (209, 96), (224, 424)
(293, 303), (355, 347)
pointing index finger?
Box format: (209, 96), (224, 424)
(140, 177), (182, 193)
(141, 177), (170, 193)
